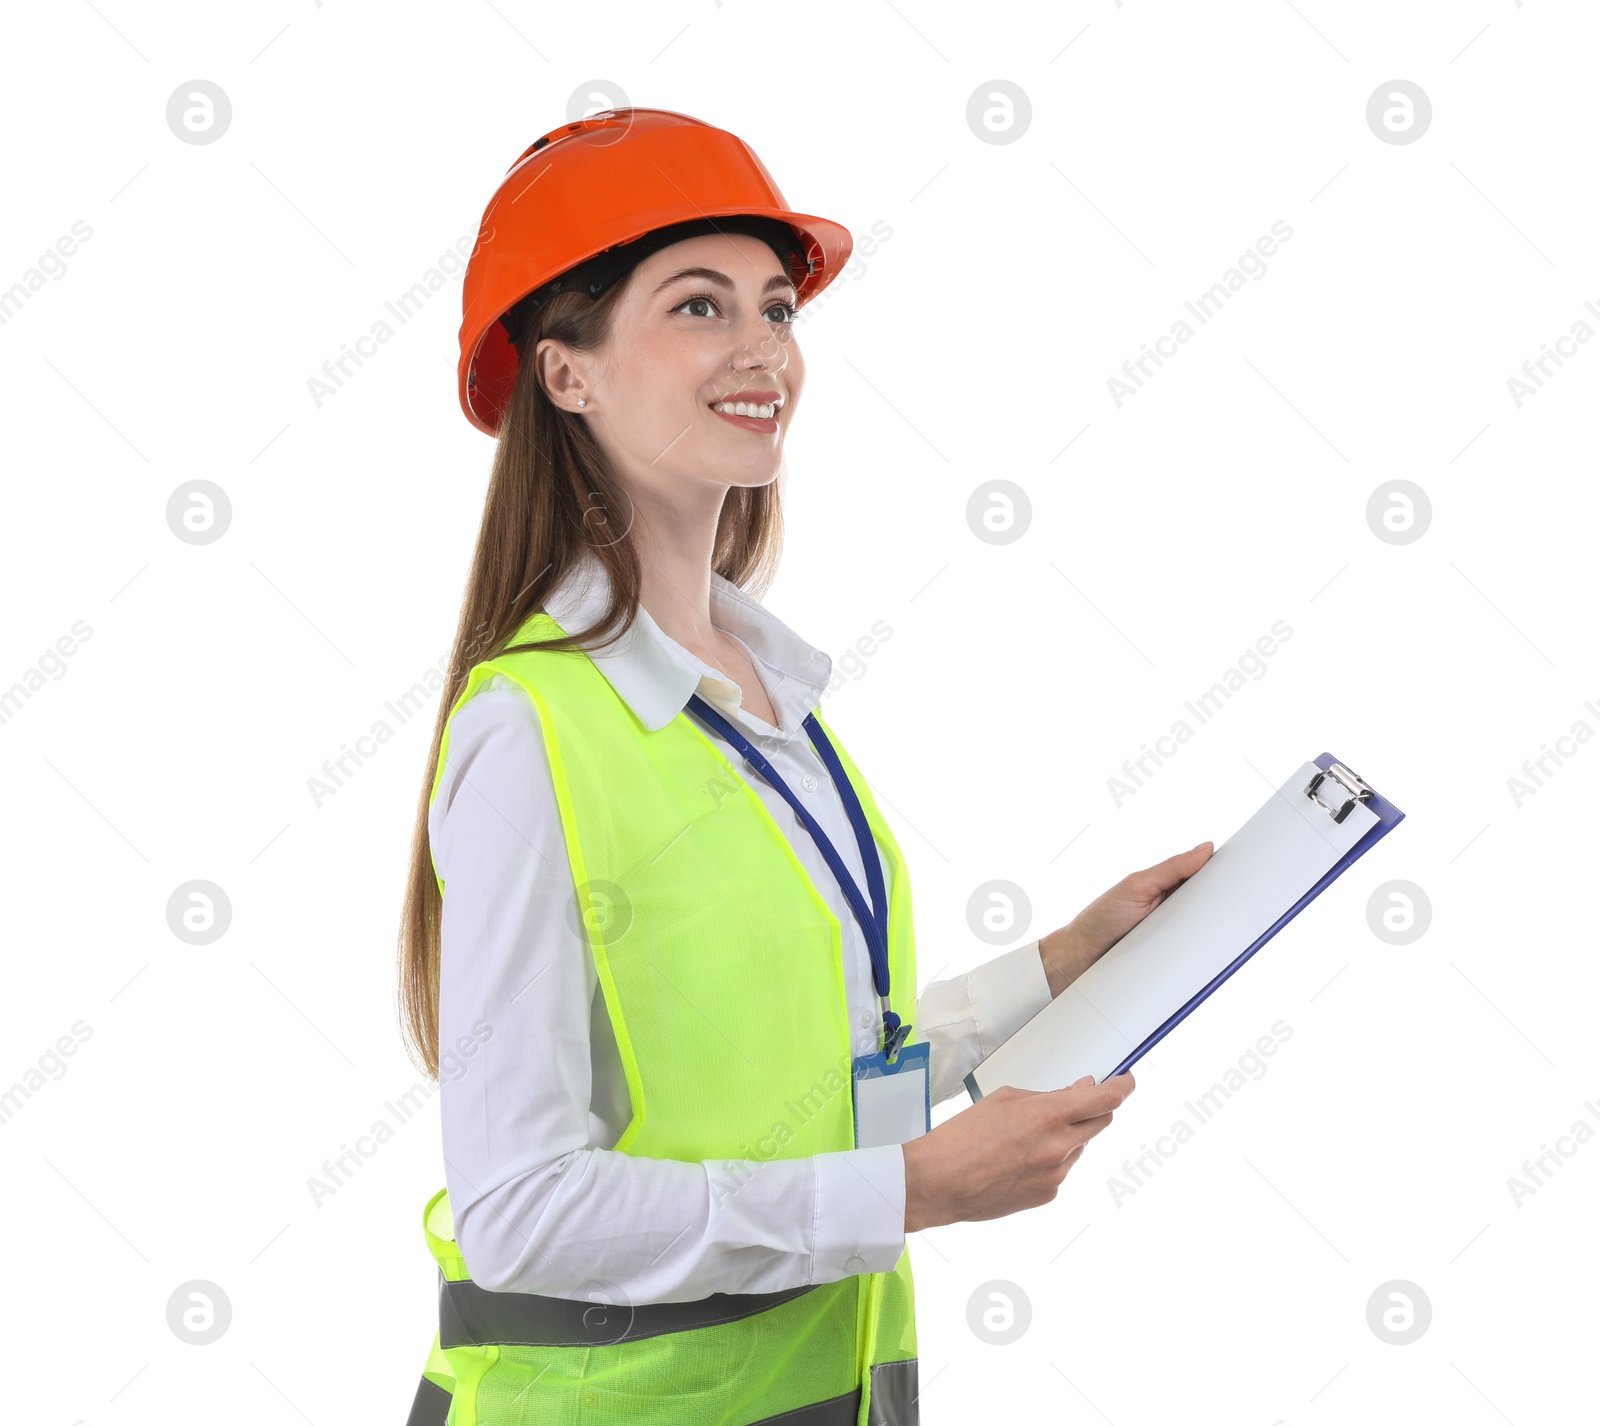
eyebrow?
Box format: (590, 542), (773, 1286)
(651, 266), (797, 297)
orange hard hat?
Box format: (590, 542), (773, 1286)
(457, 107), (855, 436)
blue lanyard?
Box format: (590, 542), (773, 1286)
(684, 693), (909, 1059)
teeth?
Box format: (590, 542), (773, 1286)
(712, 400), (777, 419)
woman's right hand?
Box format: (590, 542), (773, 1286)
(901, 1073), (1135, 1232)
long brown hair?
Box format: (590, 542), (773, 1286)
(396, 279), (785, 1078)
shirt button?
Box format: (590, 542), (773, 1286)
(801, 773), (819, 792)
(844, 1254), (867, 1274)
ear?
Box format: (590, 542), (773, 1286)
(532, 336), (589, 410)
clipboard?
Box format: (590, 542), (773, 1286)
(964, 753), (1406, 1101)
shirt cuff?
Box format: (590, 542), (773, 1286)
(811, 1145), (906, 1279)
(964, 938), (1056, 1057)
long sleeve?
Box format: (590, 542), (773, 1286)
(916, 940), (1055, 1107)
(430, 681), (907, 1302)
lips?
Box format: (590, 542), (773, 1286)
(709, 389), (782, 433)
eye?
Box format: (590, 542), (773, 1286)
(670, 293), (799, 325)
(672, 294), (719, 318)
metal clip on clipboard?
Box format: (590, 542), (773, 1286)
(1304, 761), (1374, 825)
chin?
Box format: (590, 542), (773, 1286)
(724, 463), (782, 490)
(706, 444), (784, 488)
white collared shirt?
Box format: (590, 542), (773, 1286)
(430, 552), (1053, 1300)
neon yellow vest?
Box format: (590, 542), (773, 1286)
(407, 609), (919, 1426)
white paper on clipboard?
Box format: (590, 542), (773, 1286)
(965, 760), (1382, 1099)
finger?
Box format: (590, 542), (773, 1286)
(1129, 842), (1214, 901)
(1058, 1141), (1088, 1171)
(1057, 1080), (1133, 1121)
(1038, 1073), (1132, 1118)
(1151, 841), (1213, 883)
(1078, 1112), (1115, 1140)
(1056, 1072), (1125, 1094)
(1058, 1111), (1116, 1150)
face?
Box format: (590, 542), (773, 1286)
(534, 231), (804, 503)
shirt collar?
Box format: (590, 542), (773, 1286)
(541, 551), (833, 737)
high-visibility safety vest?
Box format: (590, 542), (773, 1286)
(406, 609), (921, 1426)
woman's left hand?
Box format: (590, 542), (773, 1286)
(1037, 842), (1214, 998)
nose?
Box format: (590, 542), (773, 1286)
(730, 307), (789, 369)
(730, 334), (786, 380)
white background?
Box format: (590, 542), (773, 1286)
(3, 1), (1596, 1422)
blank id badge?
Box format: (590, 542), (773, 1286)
(852, 1042), (931, 1148)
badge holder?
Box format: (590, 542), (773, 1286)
(852, 1033), (931, 1149)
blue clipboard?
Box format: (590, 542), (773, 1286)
(1101, 751), (1405, 1079)
(965, 753), (1406, 1100)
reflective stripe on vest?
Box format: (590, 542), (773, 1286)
(439, 1269), (824, 1348)
(866, 1358), (919, 1425)
(412, 608), (921, 1424)
(404, 1373), (450, 1426)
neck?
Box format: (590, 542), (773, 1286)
(629, 481), (728, 653)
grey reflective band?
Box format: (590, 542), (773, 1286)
(751, 1386), (861, 1424)
(404, 1373), (450, 1426)
(413, 1323), (916, 1425)
(867, 1357), (920, 1425)
(439, 1273), (822, 1348)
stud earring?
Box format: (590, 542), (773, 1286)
(576, 398), (586, 407)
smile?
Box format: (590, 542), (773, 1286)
(708, 391), (782, 433)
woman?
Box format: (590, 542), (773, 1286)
(396, 108), (1212, 1426)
